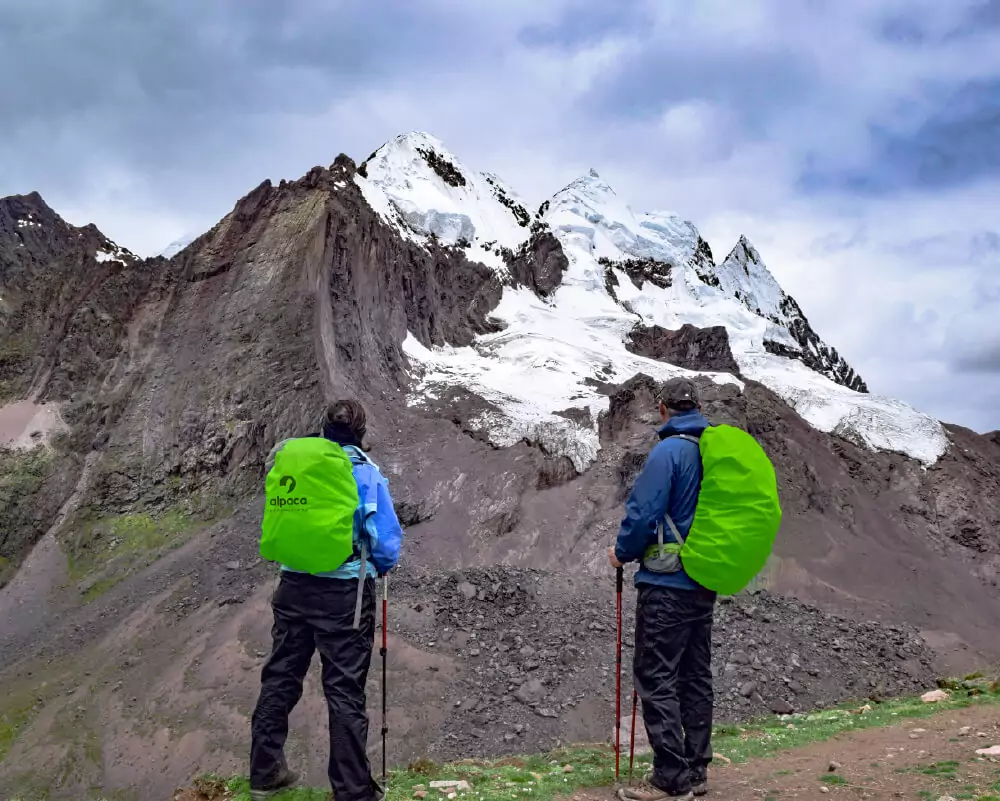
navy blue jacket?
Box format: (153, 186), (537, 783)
(614, 409), (710, 590)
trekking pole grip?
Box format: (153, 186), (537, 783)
(616, 565), (623, 593)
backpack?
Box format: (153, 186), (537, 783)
(646, 424), (782, 596)
(260, 436), (361, 574)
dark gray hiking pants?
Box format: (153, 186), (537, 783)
(634, 584), (716, 796)
(250, 571), (379, 801)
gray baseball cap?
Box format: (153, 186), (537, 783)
(658, 377), (700, 409)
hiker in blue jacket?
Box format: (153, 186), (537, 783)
(609, 377), (715, 801)
(250, 400), (403, 801)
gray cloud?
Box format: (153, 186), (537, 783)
(947, 0), (1000, 37)
(887, 230), (1000, 267)
(0, 0), (506, 217)
(799, 78), (1000, 194)
(517, 0), (651, 48)
(954, 346), (1000, 373)
(582, 44), (817, 133)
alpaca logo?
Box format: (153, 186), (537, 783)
(271, 475), (307, 508)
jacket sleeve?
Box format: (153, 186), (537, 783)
(362, 467), (404, 575)
(614, 440), (675, 563)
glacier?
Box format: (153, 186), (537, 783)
(356, 132), (949, 469)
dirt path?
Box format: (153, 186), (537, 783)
(573, 704), (1000, 800)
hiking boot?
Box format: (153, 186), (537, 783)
(618, 783), (693, 801)
(250, 766), (299, 800)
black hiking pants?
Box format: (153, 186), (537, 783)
(634, 584), (716, 796)
(250, 571), (378, 801)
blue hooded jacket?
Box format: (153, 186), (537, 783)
(614, 409), (710, 590)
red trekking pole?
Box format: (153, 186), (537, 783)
(615, 566), (623, 781)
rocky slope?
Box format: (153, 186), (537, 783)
(0, 133), (998, 799)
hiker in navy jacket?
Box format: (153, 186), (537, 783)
(610, 377), (715, 801)
(250, 400), (403, 801)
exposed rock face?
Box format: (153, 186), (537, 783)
(0, 192), (150, 402)
(764, 297), (869, 393)
(626, 322), (740, 374)
(0, 159), (546, 599)
(506, 232), (568, 297)
(598, 255), (673, 290)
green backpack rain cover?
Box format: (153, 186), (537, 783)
(681, 425), (782, 595)
(260, 437), (359, 574)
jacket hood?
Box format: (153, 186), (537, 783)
(657, 409), (710, 440)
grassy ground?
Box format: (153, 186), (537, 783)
(67, 505), (228, 602)
(0, 445), (53, 586)
(172, 683), (1000, 801)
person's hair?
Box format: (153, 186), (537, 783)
(323, 399), (367, 444)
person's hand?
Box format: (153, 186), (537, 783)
(608, 546), (623, 569)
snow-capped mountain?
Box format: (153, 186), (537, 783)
(355, 132), (948, 467)
(357, 132), (534, 276)
(157, 231), (200, 259)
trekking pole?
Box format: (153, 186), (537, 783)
(628, 687), (638, 784)
(615, 565), (623, 782)
(381, 573), (389, 786)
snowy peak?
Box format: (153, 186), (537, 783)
(355, 132), (532, 274)
(716, 235), (787, 322)
(158, 232), (199, 259)
(545, 171), (704, 270)
(715, 236), (868, 393)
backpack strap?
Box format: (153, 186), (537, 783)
(654, 431), (702, 555)
(352, 538), (368, 629)
(659, 514), (686, 552)
(343, 444), (373, 629)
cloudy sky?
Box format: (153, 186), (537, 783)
(2, 0), (998, 433)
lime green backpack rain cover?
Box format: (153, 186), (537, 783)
(260, 437), (359, 574)
(682, 425), (782, 595)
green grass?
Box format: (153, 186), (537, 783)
(68, 507), (212, 600)
(0, 445), (53, 584)
(897, 755), (1000, 800)
(0, 697), (41, 763)
(191, 689), (1000, 801)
